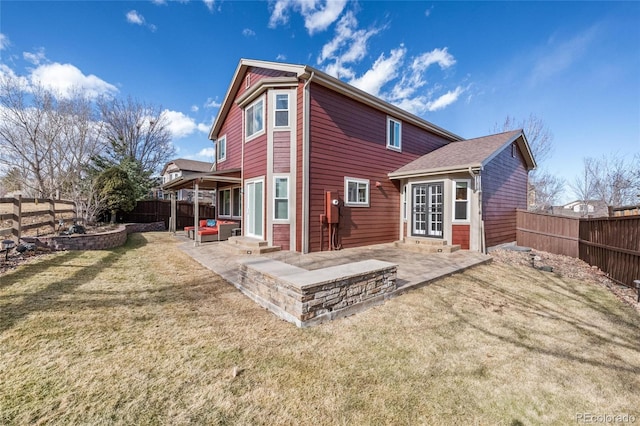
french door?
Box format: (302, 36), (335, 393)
(245, 179), (264, 239)
(412, 183), (443, 238)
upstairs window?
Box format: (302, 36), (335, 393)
(216, 135), (226, 162)
(387, 117), (402, 151)
(274, 94), (289, 127)
(345, 177), (370, 207)
(245, 97), (264, 139)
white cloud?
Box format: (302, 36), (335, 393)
(29, 62), (118, 99)
(126, 10), (145, 25)
(424, 6), (434, 17)
(204, 97), (221, 108)
(151, 0), (167, 5)
(318, 11), (381, 80)
(23, 47), (47, 65)
(197, 147), (216, 160)
(425, 86), (464, 111)
(242, 28), (256, 37)
(126, 10), (156, 31)
(530, 26), (598, 85)
(163, 110), (209, 139)
(203, 0), (215, 12)
(0, 33), (9, 50)
(316, 9), (464, 115)
(0, 64), (29, 87)
(191, 105), (199, 112)
(269, 0), (347, 35)
(276, 53), (287, 61)
(349, 47), (405, 97)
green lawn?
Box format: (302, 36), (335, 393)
(1, 232), (639, 425)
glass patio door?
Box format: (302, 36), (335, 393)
(412, 183), (443, 238)
(245, 180), (263, 239)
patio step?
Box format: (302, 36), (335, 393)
(395, 239), (461, 253)
(226, 236), (281, 255)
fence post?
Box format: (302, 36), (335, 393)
(12, 195), (22, 241)
(49, 198), (56, 234)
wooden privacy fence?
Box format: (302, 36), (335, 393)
(516, 210), (640, 287)
(122, 199), (216, 230)
(0, 196), (76, 240)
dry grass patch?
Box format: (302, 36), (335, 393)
(1, 232), (639, 425)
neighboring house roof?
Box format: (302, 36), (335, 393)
(209, 58), (463, 143)
(161, 159), (214, 176)
(389, 130), (536, 179)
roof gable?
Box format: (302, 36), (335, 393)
(389, 130), (536, 179)
(161, 158), (214, 176)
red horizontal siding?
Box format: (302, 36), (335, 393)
(452, 224), (470, 250)
(273, 224), (290, 251)
(307, 83), (450, 252)
(244, 134), (267, 180)
(273, 131), (290, 173)
(482, 143), (528, 248)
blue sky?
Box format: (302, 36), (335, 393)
(1, 1), (638, 202)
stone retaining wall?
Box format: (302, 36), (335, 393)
(22, 221), (165, 251)
(238, 258), (397, 327)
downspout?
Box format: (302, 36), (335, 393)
(302, 71), (315, 253)
(468, 166), (485, 254)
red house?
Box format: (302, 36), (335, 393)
(195, 59), (535, 253)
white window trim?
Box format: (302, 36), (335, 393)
(452, 179), (471, 223)
(273, 176), (289, 222)
(245, 96), (265, 142)
(386, 117), (402, 151)
(219, 186), (242, 219)
(344, 177), (370, 207)
(273, 93), (290, 129)
(216, 135), (227, 163)
(219, 188), (231, 218)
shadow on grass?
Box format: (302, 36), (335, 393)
(0, 235), (151, 334)
(435, 264), (640, 375)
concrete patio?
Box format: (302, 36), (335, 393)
(174, 232), (492, 315)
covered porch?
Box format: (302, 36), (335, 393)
(161, 169), (242, 244)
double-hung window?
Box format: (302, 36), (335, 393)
(274, 94), (289, 128)
(274, 177), (289, 220)
(453, 180), (470, 221)
(245, 97), (264, 139)
(345, 177), (369, 207)
(387, 117), (402, 151)
(216, 135), (226, 162)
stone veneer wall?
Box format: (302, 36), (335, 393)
(238, 258), (397, 327)
(22, 221), (165, 251)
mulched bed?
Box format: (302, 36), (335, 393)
(491, 247), (640, 313)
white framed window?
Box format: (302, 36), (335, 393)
(245, 97), (264, 140)
(453, 180), (470, 222)
(387, 117), (402, 151)
(232, 187), (241, 218)
(345, 177), (370, 207)
(219, 187), (241, 218)
(219, 189), (231, 217)
(273, 176), (289, 220)
(274, 93), (289, 128)
(216, 135), (226, 162)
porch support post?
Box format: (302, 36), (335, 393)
(194, 181), (200, 246)
(169, 191), (176, 233)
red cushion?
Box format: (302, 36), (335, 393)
(197, 228), (218, 235)
(199, 220), (208, 227)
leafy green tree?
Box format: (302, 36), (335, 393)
(95, 166), (136, 223)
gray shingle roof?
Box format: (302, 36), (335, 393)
(390, 129), (531, 178)
(163, 158), (214, 175)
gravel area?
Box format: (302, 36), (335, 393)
(491, 247), (639, 313)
